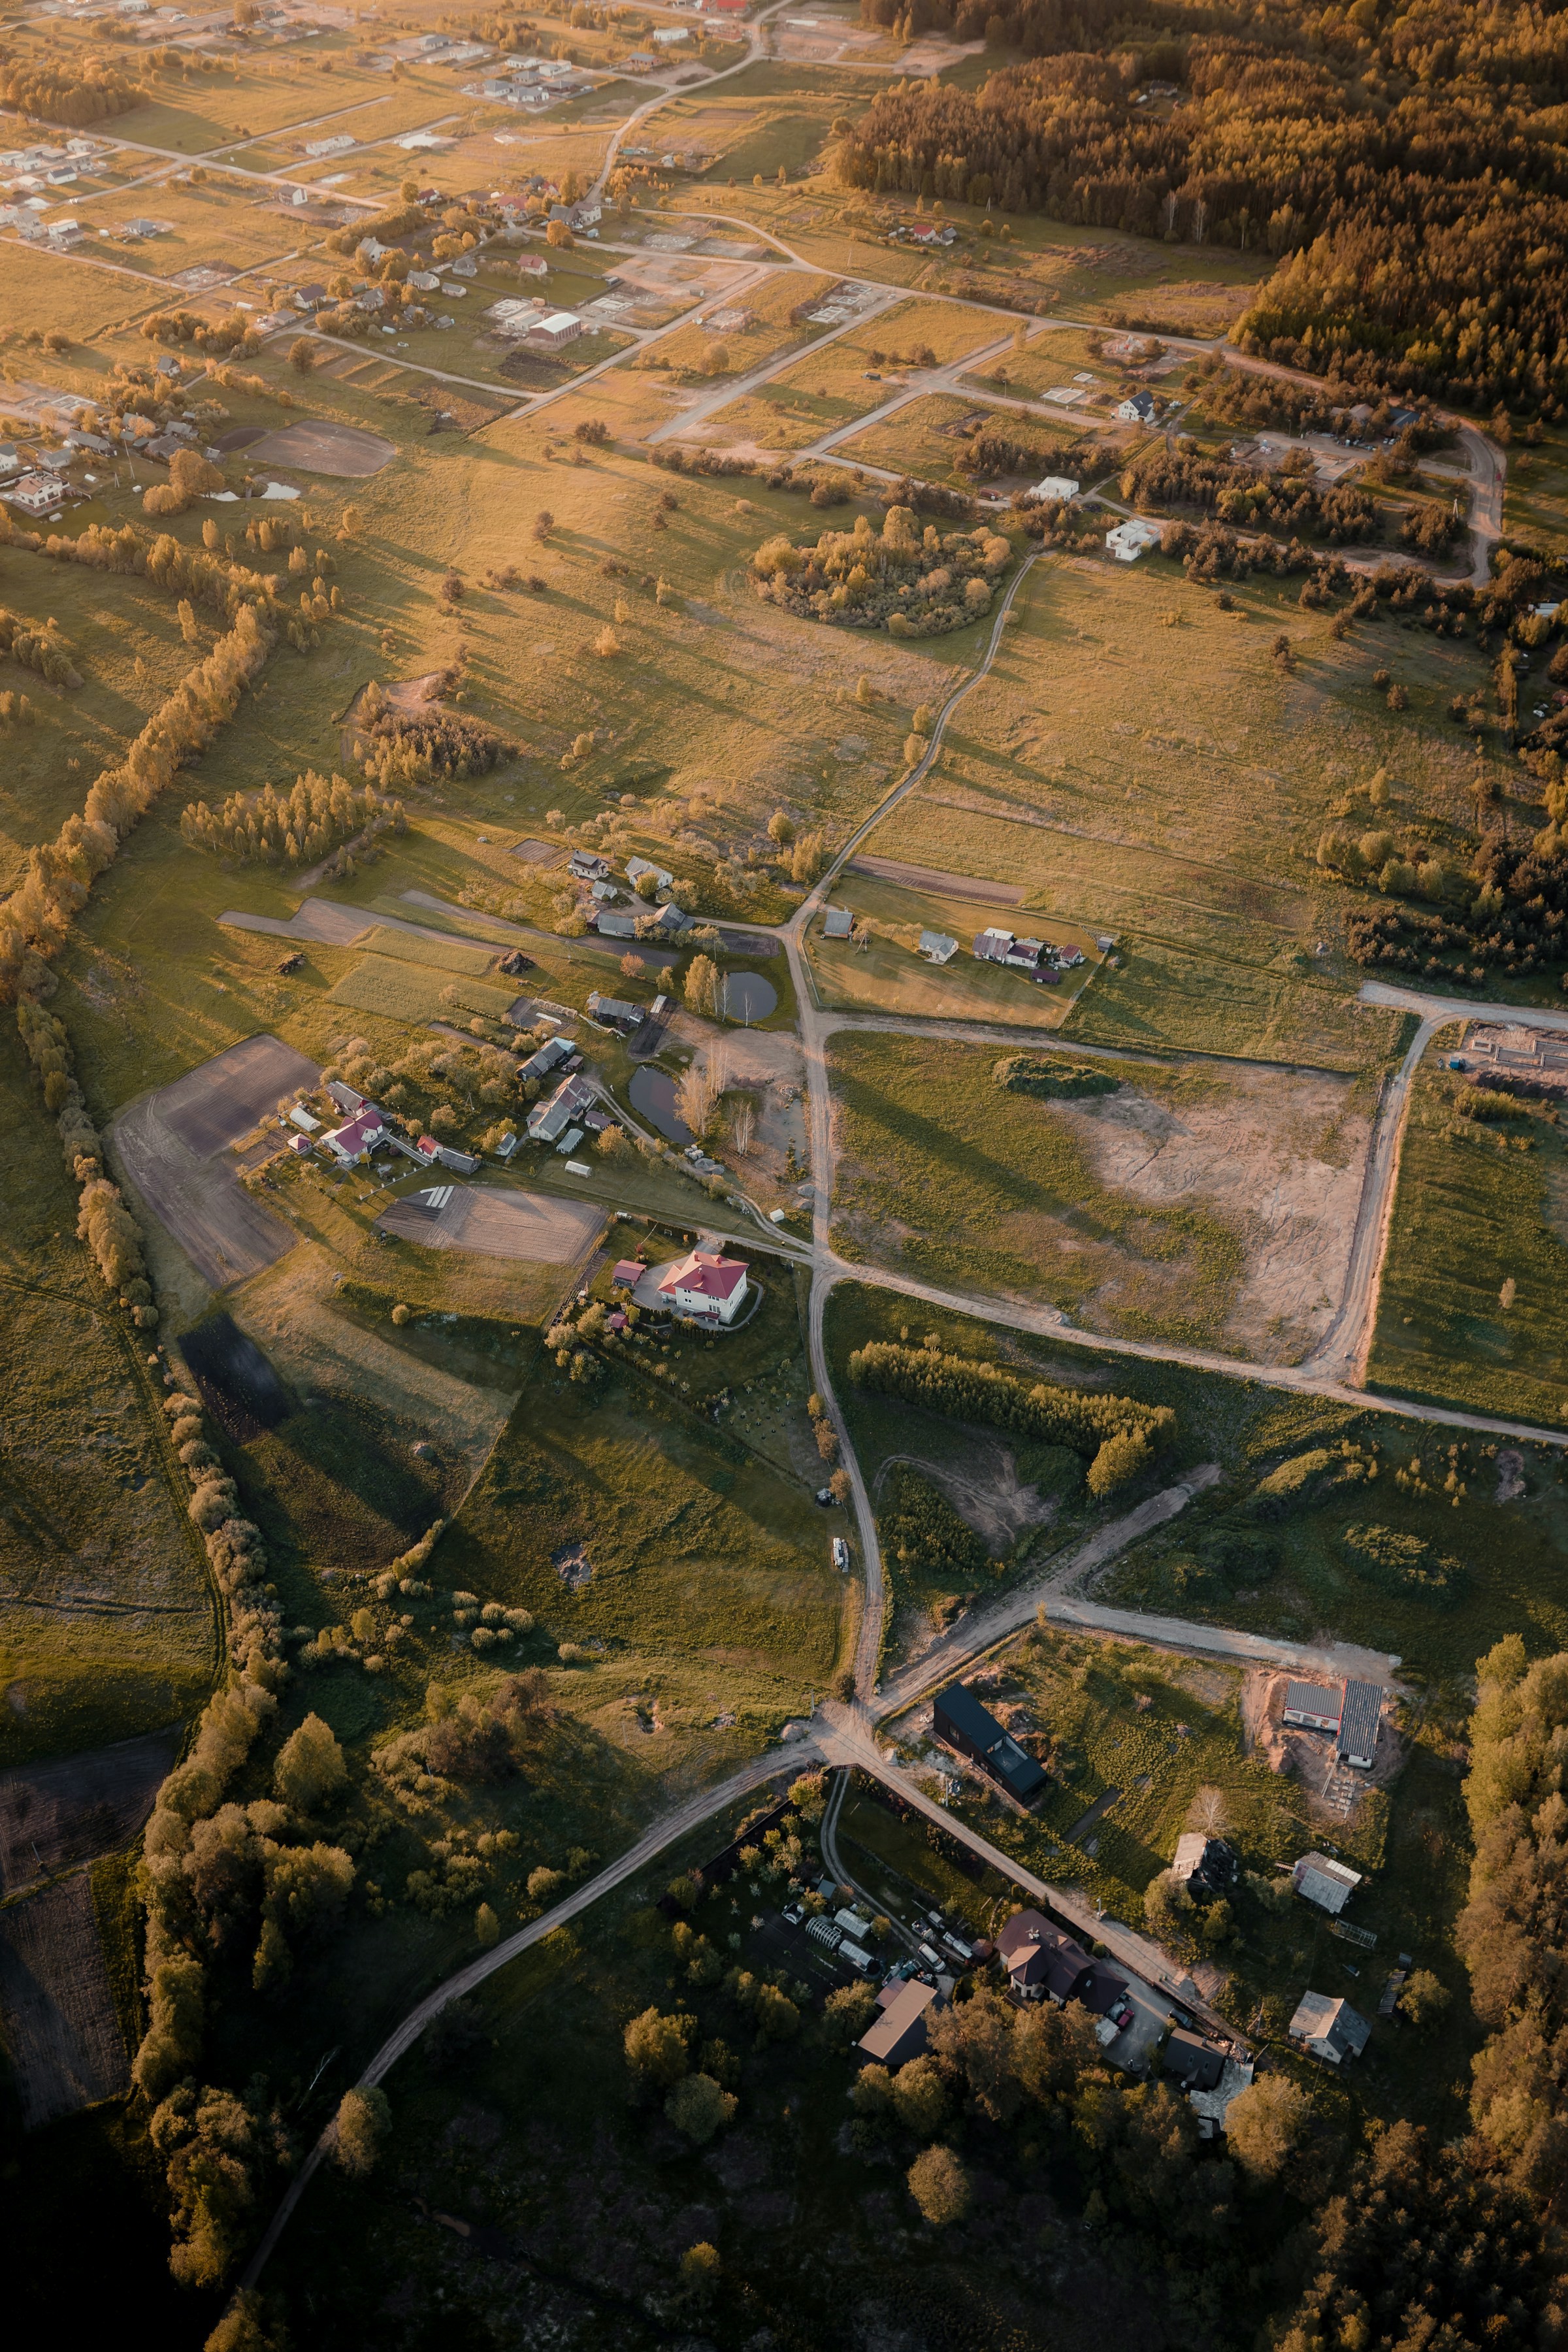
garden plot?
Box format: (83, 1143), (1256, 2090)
(378, 1183), (603, 1264)
(0, 1729), (179, 1895)
(112, 1035), (318, 1291)
(243, 420), (398, 478)
(0, 1873), (127, 2129)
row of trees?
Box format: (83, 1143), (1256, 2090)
(180, 773), (404, 868)
(0, 604), (81, 688)
(0, 600), (273, 1004)
(834, 27), (1568, 412)
(13, 514), (290, 627)
(1460, 1637), (1568, 2210)
(847, 1337), (1175, 1493)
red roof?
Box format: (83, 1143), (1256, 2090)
(612, 1258), (644, 1286)
(657, 1248), (747, 1302)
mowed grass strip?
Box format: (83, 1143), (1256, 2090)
(828, 1030), (1245, 1344)
(1367, 1054), (1568, 1428)
(327, 953), (519, 1026)
(362, 924), (498, 977)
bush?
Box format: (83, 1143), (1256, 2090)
(334, 2085), (390, 2176)
(878, 1464), (988, 1584)
(666, 2072), (737, 2143)
(1342, 1522), (1466, 1604)
(907, 2144), (971, 2225)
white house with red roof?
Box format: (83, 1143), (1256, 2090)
(655, 1247), (749, 1324)
(322, 1102), (387, 1166)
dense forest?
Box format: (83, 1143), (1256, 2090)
(840, 0), (1568, 411)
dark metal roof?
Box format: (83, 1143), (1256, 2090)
(1337, 1679), (1383, 1761)
(934, 1680), (1006, 1754)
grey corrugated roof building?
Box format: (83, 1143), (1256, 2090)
(1338, 1679), (1383, 1769)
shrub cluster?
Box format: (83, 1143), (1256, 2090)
(847, 1339), (1173, 1494)
(1341, 1522), (1466, 1605)
(993, 1053), (1119, 1100)
(0, 56), (144, 121)
(1120, 444), (1382, 543)
(752, 506), (1013, 637)
(878, 1464), (989, 1584)
(360, 704), (508, 783)
(141, 308), (261, 359)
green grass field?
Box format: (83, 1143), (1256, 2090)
(1367, 1052), (1568, 1429)
(0, 1036), (216, 1767)
(827, 1030), (1249, 1345)
(327, 950), (521, 1025)
(804, 872), (1100, 1024)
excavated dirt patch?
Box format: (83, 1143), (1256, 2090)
(1055, 1066), (1371, 1364)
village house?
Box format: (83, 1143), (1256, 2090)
(655, 1247), (750, 1325)
(1288, 1991), (1371, 2064)
(857, 1978), (941, 2069)
(932, 1681), (1047, 1806)
(1292, 1853), (1363, 1916)
(996, 1910), (1092, 2002)
(1105, 517), (1162, 561)
(526, 1070), (595, 1144)
(1170, 1833), (1240, 1906)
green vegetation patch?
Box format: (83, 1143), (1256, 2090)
(994, 1051), (1117, 1099)
(327, 954), (520, 1027)
(361, 925), (498, 977)
(829, 1030), (1245, 1345)
(1367, 1053), (1568, 1428)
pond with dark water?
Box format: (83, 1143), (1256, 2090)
(721, 971), (777, 1023)
(628, 1067), (691, 1143)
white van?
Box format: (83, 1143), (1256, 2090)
(832, 1537), (851, 1572)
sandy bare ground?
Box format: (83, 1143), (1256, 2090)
(679, 1018), (808, 1198)
(113, 1036), (318, 1292)
(1056, 1068), (1371, 1365)
(0, 1872), (127, 2129)
(246, 420), (396, 477)
(221, 902), (375, 946)
(0, 1729), (179, 1895)
(378, 1185), (602, 1264)
(235, 1260), (520, 1494)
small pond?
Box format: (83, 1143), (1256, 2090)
(628, 1066), (691, 1143)
(721, 970), (777, 1024)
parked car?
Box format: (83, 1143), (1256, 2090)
(781, 1903), (804, 1927)
(831, 1537), (851, 1571)
(815, 1486), (838, 1507)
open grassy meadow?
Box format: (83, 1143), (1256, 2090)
(829, 1030), (1287, 1348)
(0, 1036), (216, 1769)
(857, 547), (1499, 1062)
(1366, 1050), (1568, 1429)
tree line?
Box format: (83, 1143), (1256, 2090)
(1120, 444), (1385, 546)
(847, 1337), (1174, 1494)
(835, 17), (1568, 413)
(0, 599), (272, 1005)
(1460, 1638), (1568, 2216)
